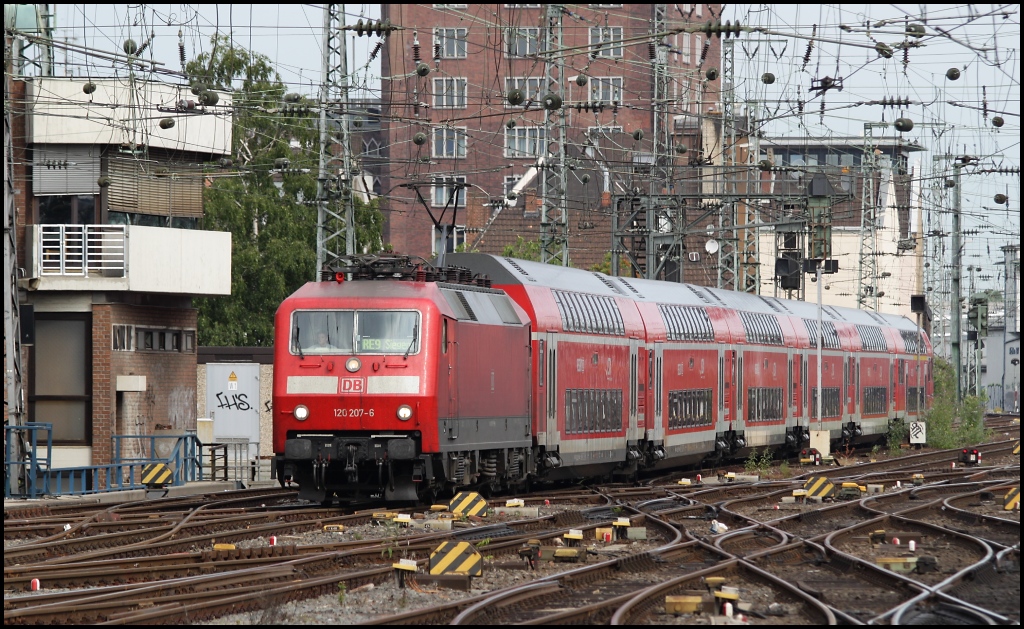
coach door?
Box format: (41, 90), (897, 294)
(651, 341), (664, 442)
(543, 332), (560, 449)
(723, 350), (736, 426)
(628, 338), (643, 443)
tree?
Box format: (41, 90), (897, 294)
(189, 36), (382, 346)
(502, 236), (542, 261)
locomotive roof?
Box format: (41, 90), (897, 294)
(284, 277), (527, 326)
(443, 253), (919, 332)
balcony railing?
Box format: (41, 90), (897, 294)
(39, 224), (126, 277)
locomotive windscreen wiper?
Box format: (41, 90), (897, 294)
(295, 326), (304, 358)
(399, 325), (415, 360)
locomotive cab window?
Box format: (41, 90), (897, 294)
(291, 310), (420, 355)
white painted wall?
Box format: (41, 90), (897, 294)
(127, 226), (231, 295)
(27, 78), (232, 155)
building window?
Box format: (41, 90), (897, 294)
(432, 127), (467, 158)
(30, 313), (91, 445)
(362, 138), (382, 157)
(505, 126), (546, 158)
(435, 28), (468, 58)
(37, 195), (96, 225)
(136, 327), (195, 353)
(433, 176), (467, 207)
(695, 3), (703, 17)
(695, 34), (704, 64)
(590, 77), (623, 102)
(112, 324), (134, 351)
(587, 125), (623, 139)
(434, 4), (468, 8)
(590, 26), (623, 57)
(433, 224), (467, 255)
(433, 77), (468, 108)
(504, 77), (544, 107)
(506, 27), (540, 57)
(681, 32), (691, 64)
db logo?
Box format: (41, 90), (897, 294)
(340, 377), (365, 393)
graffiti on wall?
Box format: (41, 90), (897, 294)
(168, 386), (197, 431)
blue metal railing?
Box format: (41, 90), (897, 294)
(4, 425), (204, 499)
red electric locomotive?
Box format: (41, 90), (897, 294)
(273, 256), (531, 503)
(273, 254), (932, 503)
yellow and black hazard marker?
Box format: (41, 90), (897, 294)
(449, 491), (488, 516)
(428, 541), (482, 577)
(1005, 487), (1020, 511)
(1013, 441), (1019, 456)
(803, 476), (836, 499)
(141, 463), (173, 488)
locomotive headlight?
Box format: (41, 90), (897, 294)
(293, 405), (309, 421)
(345, 357), (362, 373)
(397, 404), (413, 421)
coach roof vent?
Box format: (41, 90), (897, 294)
(685, 285), (711, 304)
(614, 277), (644, 298)
(591, 273), (627, 296)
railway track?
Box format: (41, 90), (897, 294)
(3, 429), (1019, 626)
(747, 540), (926, 624)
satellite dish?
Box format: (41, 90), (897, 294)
(705, 240), (719, 254)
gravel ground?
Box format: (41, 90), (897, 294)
(204, 536), (664, 625)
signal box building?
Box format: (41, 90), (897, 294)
(7, 77), (232, 469)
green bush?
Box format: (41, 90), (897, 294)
(744, 448), (761, 474)
(923, 357), (989, 448)
(887, 418), (908, 454)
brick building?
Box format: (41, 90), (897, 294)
(379, 4), (722, 272)
(6, 76), (232, 469)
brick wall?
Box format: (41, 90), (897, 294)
(103, 304), (199, 464)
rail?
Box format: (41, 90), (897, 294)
(38, 224), (126, 277)
(4, 425), (202, 498)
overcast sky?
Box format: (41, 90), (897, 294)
(42, 4), (1020, 293)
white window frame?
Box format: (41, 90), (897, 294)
(587, 125), (623, 140)
(695, 3), (703, 18)
(433, 4), (468, 9)
(504, 77), (544, 108)
(435, 28), (468, 59)
(589, 76), (623, 102)
(695, 33), (703, 65)
(589, 26), (623, 58)
(362, 137), (382, 157)
(681, 31), (691, 64)
(503, 4), (542, 7)
(432, 127), (468, 158)
(112, 324), (134, 351)
(432, 176), (467, 207)
(432, 224), (467, 255)
(505, 126), (546, 158)
(506, 27), (540, 57)
(433, 77), (468, 109)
